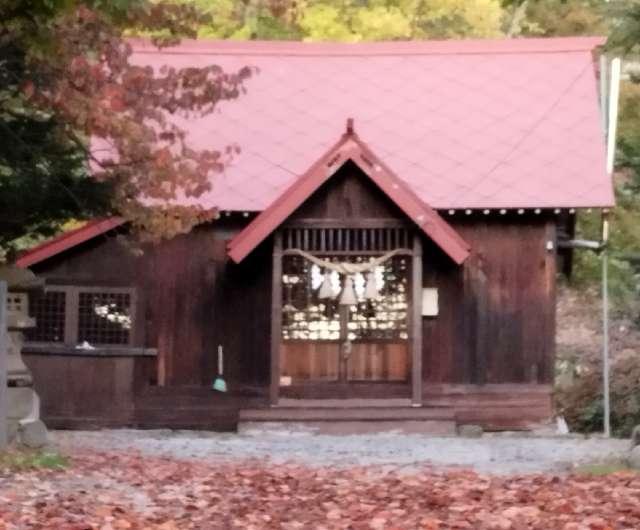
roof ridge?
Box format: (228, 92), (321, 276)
(129, 36), (605, 57)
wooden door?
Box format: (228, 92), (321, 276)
(279, 249), (411, 397)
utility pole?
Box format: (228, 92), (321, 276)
(601, 53), (621, 438)
(0, 281), (7, 450)
(601, 211), (611, 438)
(602, 246), (610, 438)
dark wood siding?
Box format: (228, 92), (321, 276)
(288, 160), (407, 223)
(26, 219), (271, 391)
(422, 216), (556, 386)
(22, 161), (557, 429)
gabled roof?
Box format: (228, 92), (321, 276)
(15, 218), (125, 268)
(227, 122), (470, 265)
(130, 36), (613, 211)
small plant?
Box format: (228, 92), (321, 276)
(555, 349), (640, 437)
(574, 460), (634, 476)
(0, 449), (68, 473)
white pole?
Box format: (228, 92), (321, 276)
(602, 245), (611, 438)
(0, 281), (7, 450)
(606, 57), (622, 174)
(600, 54), (609, 135)
(601, 53), (620, 437)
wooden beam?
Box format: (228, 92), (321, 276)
(411, 234), (423, 406)
(282, 249), (413, 257)
(0, 281), (7, 449)
(270, 231), (283, 405)
(284, 218), (410, 229)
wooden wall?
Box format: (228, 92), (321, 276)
(422, 216), (556, 387)
(24, 354), (139, 428)
(22, 161), (557, 429)
(26, 219), (271, 389)
(288, 160), (407, 222)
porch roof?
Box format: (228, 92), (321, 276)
(15, 218), (125, 269)
(227, 122), (471, 265)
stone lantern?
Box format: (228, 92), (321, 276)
(0, 265), (48, 447)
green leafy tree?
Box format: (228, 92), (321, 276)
(607, 0), (640, 52)
(571, 2), (640, 322)
(191, 0), (301, 39)
(521, 0), (607, 37)
(194, 0), (505, 41)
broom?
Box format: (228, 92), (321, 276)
(212, 344), (227, 392)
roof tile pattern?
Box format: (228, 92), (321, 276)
(131, 37), (613, 211)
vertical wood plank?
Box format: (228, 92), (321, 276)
(411, 234), (423, 405)
(543, 220), (557, 383)
(474, 265), (488, 385)
(270, 231), (283, 405)
(65, 286), (79, 345)
(0, 281), (7, 449)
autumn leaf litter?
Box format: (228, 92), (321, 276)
(0, 431), (638, 529)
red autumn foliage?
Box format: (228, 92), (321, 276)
(1, 451), (640, 529)
(24, 5), (252, 241)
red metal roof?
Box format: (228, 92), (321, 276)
(228, 123), (470, 264)
(130, 36), (613, 211)
(15, 218), (125, 268)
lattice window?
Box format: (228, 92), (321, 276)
(282, 255), (341, 341)
(25, 286), (135, 346)
(26, 290), (66, 343)
(281, 254), (410, 341)
(78, 291), (132, 345)
(347, 256), (409, 341)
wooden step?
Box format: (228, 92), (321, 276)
(239, 405), (454, 422)
(276, 398), (414, 408)
(133, 406), (239, 431)
(133, 419), (237, 431)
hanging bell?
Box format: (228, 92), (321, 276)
(318, 270), (334, 299)
(339, 275), (358, 306)
(363, 269), (379, 300)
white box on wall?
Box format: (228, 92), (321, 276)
(422, 288), (438, 316)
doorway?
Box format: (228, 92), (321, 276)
(278, 226), (412, 399)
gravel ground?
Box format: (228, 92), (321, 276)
(51, 428), (631, 475)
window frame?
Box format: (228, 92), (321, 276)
(27, 285), (137, 347)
